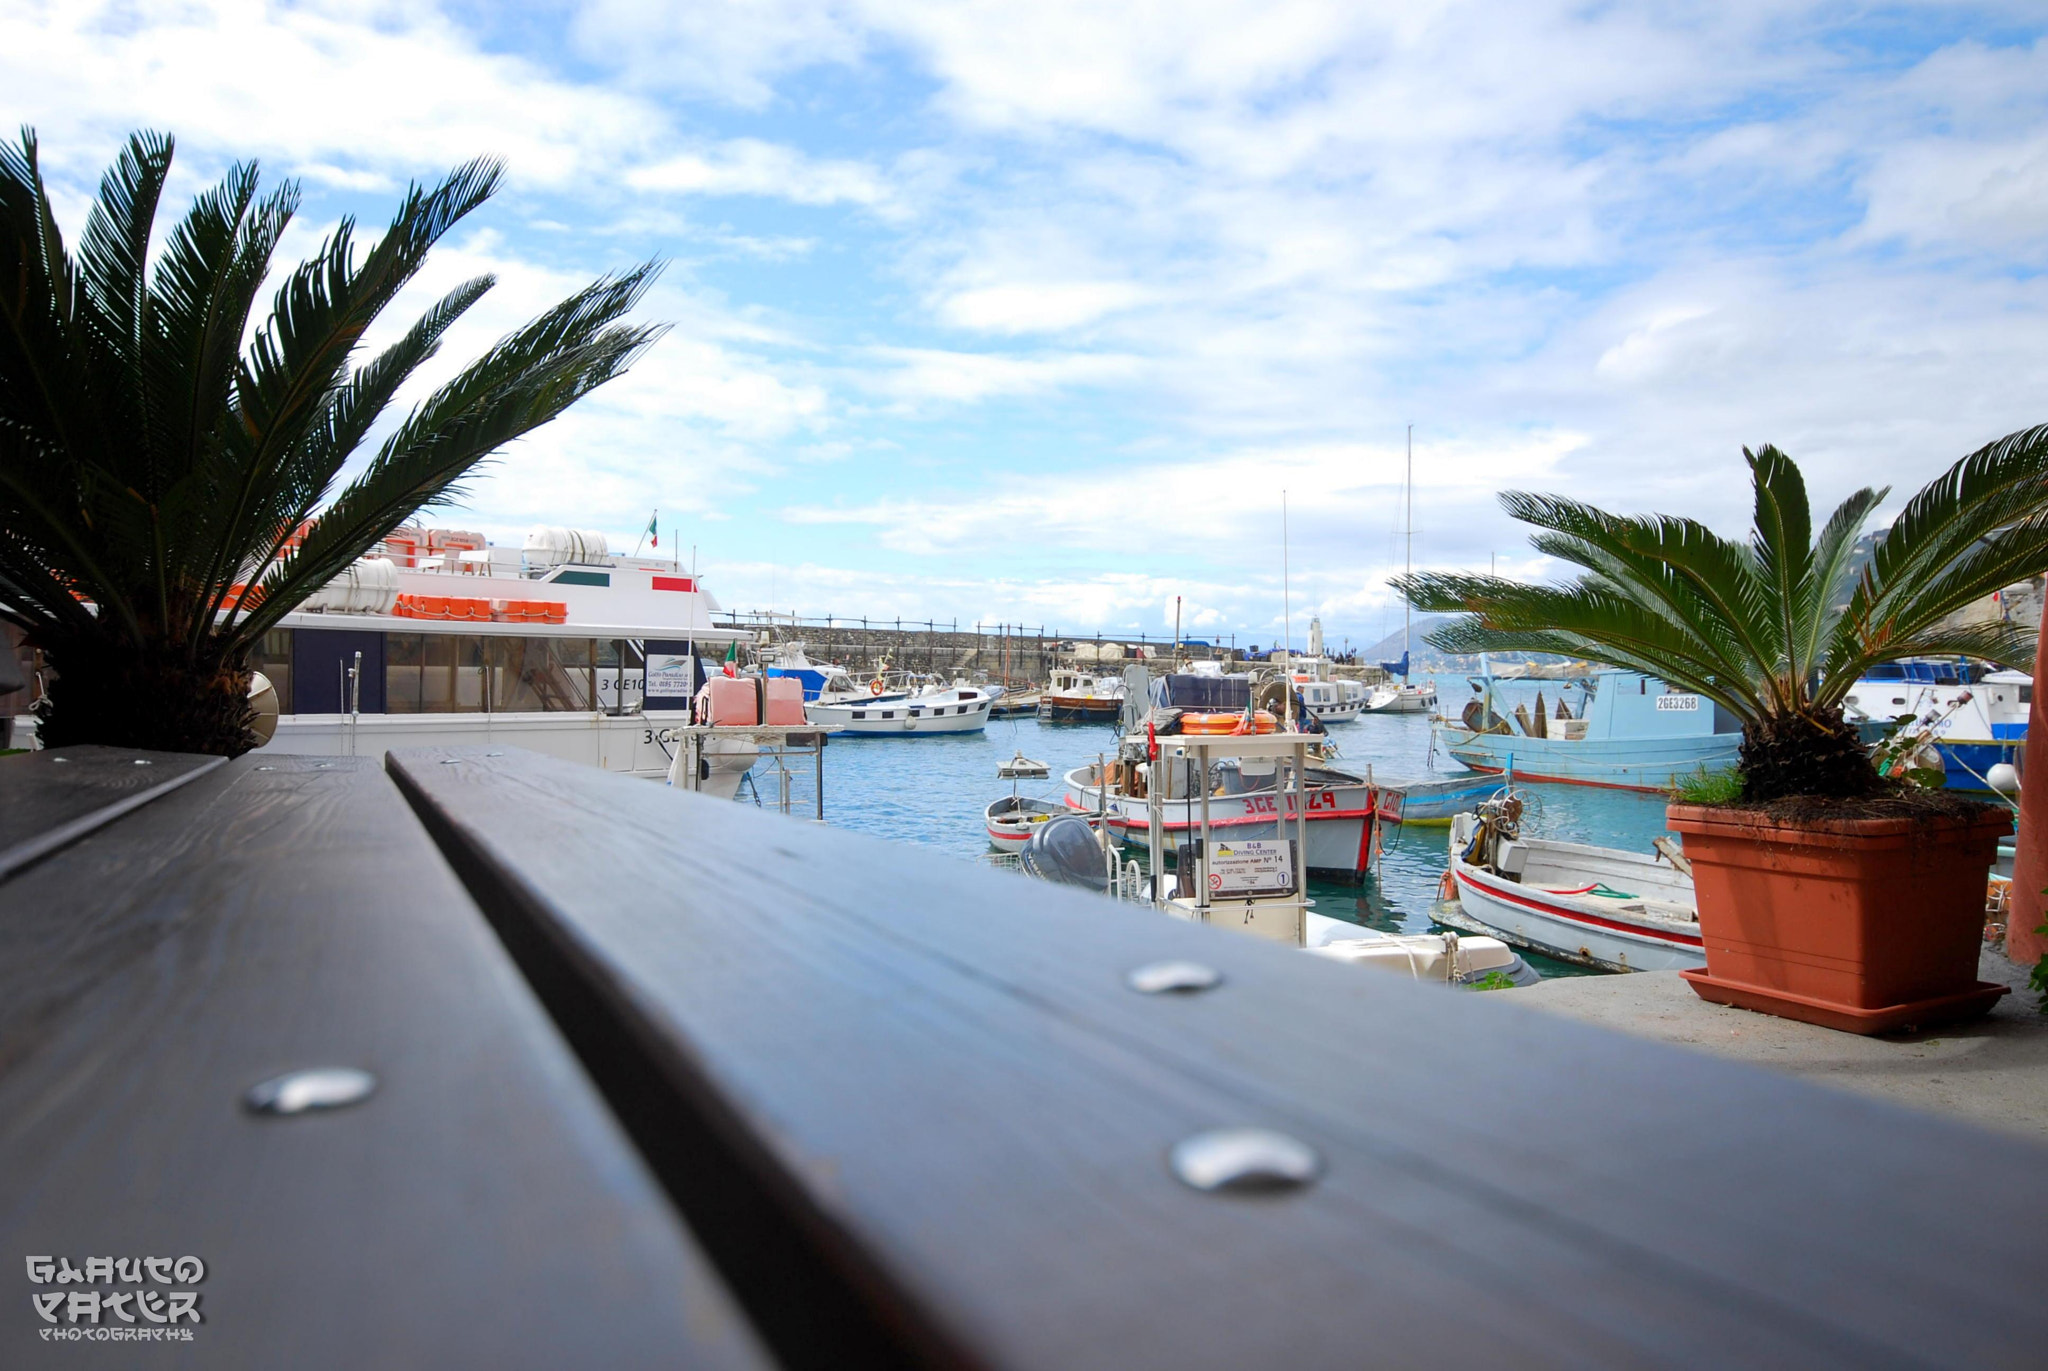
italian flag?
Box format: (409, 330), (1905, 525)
(644, 512), (658, 549)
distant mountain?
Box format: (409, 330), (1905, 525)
(1358, 615), (1453, 665)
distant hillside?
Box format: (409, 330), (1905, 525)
(1358, 615), (1452, 664)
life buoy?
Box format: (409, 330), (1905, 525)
(870, 678), (886, 695)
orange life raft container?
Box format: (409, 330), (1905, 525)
(1178, 710), (1278, 735)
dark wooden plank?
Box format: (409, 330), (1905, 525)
(390, 745), (2048, 1371)
(0, 745), (224, 878)
(0, 754), (774, 1370)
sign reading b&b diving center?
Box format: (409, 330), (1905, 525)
(1205, 839), (1295, 896)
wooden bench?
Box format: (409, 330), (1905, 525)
(4, 742), (2045, 1368)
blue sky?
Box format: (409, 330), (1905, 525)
(9, 1), (2048, 652)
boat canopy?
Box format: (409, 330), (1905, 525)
(1152, 674), (1252, 712)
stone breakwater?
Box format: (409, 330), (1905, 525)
(716, 618), (1386, 687)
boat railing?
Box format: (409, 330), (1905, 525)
(3, 744), (2041, 1366)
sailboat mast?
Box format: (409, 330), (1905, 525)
(1404, 425), (1413, 686)
(1282, 490), (1294, 726)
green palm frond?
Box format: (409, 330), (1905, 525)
(0, 127), (666, 754)
(1395, 430), (2048, 799)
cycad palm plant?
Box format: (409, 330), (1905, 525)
(1394, 430), (2048, 803)
(1, 128), (663, 755)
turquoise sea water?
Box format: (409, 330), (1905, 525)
(776, 676), (1675, 979)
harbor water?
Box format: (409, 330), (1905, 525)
(766, 677), (1677, 979)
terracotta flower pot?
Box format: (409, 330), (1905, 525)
(1665, 802), (2011, 1035)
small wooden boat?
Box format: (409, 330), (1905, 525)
(985, 795), (1074, 852)
(1443, 797), (1703, 973)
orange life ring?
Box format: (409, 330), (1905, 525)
(870, 678), (886, 695)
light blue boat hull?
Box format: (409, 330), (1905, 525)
(1439, 729), (1740, 792)
(1375, 775), (1507, 824)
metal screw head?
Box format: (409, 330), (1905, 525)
(132, 758), (152, 766)
(244, 1068), (377, 1117)
(50, 756), (68, 763)
(1127, 960), (1223, 994)
(1169, 1128), (1321, 1193)
(255, 765), (276, 771)
(439, 758), (461, 765)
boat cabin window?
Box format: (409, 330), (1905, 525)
(388, 634), (485, 713)
(385, 634), (601, 713)
(594, 639), (645, 715)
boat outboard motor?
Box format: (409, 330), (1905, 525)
(1019, 815), (1111, 893)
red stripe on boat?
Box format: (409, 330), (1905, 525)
(1457, 869), (1703, 946)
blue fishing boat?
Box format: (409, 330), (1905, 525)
(759, 641), (844, 700)
(1844, 659), (2029, 792)
(1433, 669), (1741, 792)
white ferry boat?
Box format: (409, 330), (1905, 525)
(247, 525), (759, 795)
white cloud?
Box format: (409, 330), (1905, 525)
(937, 280), (1151, 333)
(628, 139), (899, 214)
(0, 0), (663, 189)
(856, 346), (1144, 403)
(571, 0), (866, 108)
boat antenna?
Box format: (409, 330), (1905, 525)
(1282, 489), (1294, 727)
(1173, 595), (1182, 665)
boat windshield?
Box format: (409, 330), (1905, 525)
(1153, 674), (1252, 711)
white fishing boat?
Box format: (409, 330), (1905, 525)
(1141, 734), (1533, 983)
(1014, 760), (1536, 987)
(1287, 655), (1364, 723)
(245, 524), (768, 798)
(1040, 667), (1126, 722)
(806, 682), (994, 736)
(1295, 677), (1361, 722)
(1443, 797), (1703, 973)
(1065, 670), (1380, 882)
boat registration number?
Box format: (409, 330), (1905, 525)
(1207, 840), (1295, 895)
(1655, 694), (1700, 711)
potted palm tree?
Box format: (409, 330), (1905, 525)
(1396, 433), (2048, 1033)
(0, 128), (663, 756)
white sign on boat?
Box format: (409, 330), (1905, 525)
(1654, 694), (1700, 711)
(1207, 839), (1294, 895)
(646, 653), (695, 697)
